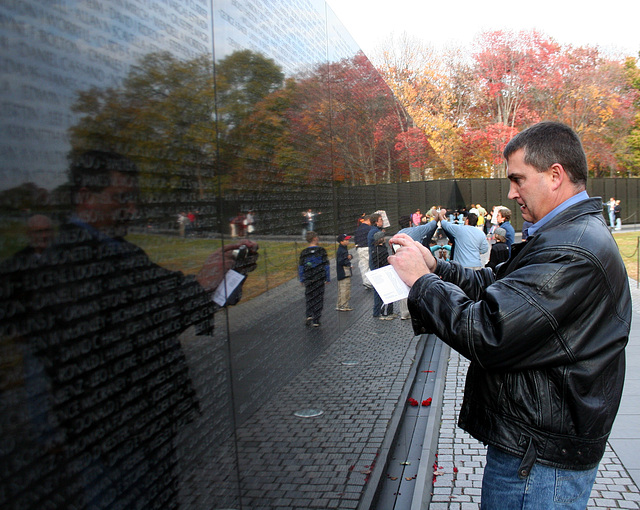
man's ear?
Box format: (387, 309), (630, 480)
(549, 163), (565, 191)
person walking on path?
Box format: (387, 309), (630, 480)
(354, 215), (373, 289)
(367, 212), (384, 271)
(335, 234), (353, 311)
(301, 208), (321, 238)
(608, 197), (616, 228)
(371, 230), (394, 319)
(298, 231), (330, 327)
(388, 121), (631, 509)
(367, 213), (385, 317)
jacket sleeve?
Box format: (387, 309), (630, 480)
(337, 248), (348, 267)
(439, 220), (458, 240)
(409, 247), (618, 372)
(398, 220), (438, 243)
(479, 235), (489, 254)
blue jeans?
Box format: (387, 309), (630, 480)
(481, 446), (598, 510)
(372, 288), (383, 317)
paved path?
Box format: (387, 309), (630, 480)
(429, 277), (640, 509)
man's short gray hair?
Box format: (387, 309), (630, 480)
(503, 121), (588, 186)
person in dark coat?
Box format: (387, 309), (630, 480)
(0, 150), (259, 509)
(486, 227), (509, 270)
(298, 231), (330, 327)
(388, 122), (631, 509)
(335, 233), (353, 311)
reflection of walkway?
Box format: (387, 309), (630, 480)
(227, 263), (373, 425)
(232, 312), (418, 509)
(177, 256), (427, 508)
(225, 265), (421, 508)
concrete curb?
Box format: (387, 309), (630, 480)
(358, 334), (430, 510)
(411, 342), (450, 509)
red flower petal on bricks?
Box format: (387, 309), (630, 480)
(408, 398), (419, 406)
(422, 398), (432, 406)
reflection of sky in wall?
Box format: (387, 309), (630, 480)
(325, 6), (360, 63)
(0, 0), (362, 192)
(0, 0), (213, 191)
(213, 0), (329, 77)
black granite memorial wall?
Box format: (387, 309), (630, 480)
(0, 1), (420, 508)
(1, 3), (638, 508)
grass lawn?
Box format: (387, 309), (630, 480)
(129, 233), (337, 301)
(0, 222), (336, 302)
(114, 231), (640, 301)
(612, 231), (640, 282)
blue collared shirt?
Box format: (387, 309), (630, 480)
(525, 190), (590, 238)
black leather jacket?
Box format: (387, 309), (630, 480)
(408, 198), (631, 470)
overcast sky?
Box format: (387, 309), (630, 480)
(326, 0), (640, 60)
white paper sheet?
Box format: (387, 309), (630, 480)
(366, 265), (410, 304)
(212, 269), (246, 306)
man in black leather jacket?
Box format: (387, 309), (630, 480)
(388, 122), (631, 509)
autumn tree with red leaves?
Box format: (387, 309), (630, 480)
(376, 30), (640, 178)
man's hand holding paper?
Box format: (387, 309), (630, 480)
(388, 233), (435, 287)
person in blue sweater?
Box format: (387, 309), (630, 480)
(496, 207), (516, 252)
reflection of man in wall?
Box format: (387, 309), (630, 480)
(21, 214), (55, 256)
(301, 208), (321, 238)
(1, 150), (257, 509)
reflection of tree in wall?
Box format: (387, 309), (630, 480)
(214, 49), (285, 189)
(69, 49), (289, 206)
(230, 51), (441, 188)
(70, 52), (218, 207)
(69, 48), (435, 213)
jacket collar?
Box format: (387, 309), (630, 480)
(535, 197), (604, 235)
(496, 198), (605, 279)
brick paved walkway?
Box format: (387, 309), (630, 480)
(231, 314), (418, 509)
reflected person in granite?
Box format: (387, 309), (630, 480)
(0, 150), (258, 509)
